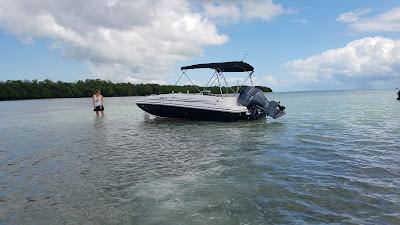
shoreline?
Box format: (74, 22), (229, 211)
(0, 79), (272, 101)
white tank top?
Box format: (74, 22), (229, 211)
(94, 95), (102, 106)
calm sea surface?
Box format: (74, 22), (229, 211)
(0, 90), (399, 224)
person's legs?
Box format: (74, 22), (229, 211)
(95, 106), (100, 116)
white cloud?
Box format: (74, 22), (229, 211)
(0, 0), (291, 83)
(338, 7), (400, 32)
(263, 75), (290, 87)
(203, 0), (288, 24)
(285, 37), (400, 89)
(241, 0), (287, 21)
(0, 0), (228, 83)
(336, 8), (371, 23)
(203, 3), (241, 24)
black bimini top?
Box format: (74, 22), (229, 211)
(181, 61), (254, 72)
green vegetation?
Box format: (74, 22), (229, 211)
(0, 79), (272, 101)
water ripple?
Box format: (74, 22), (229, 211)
(0, 90), (400, 224)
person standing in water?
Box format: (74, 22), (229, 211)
(92, 90), (104, 116)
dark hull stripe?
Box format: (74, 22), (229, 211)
(137, 103), (248, 121)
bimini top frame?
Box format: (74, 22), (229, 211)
(181, 61), (254, 72)
(176, 61), (255, 96)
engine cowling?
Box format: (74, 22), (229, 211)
(238, 86), (286, 120)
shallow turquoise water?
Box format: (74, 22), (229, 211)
(0, 90), (399, 224)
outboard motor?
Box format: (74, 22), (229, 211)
(238, 86), (286, 120)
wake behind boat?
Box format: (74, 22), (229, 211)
(136, 61), (286, 121)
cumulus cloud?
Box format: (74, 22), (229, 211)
(0, 0), (291, 83)
(0, 0), (228, 83)
(338, 7), (400, 32)
(203, 0), (289, 24)
(285, 37), (400, 89)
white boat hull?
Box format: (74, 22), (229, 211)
(136, 94), (249, 121)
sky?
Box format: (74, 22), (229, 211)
(1, 0), (400, 91)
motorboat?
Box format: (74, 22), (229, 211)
(136, 61), (286, 121)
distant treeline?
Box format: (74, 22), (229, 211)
(0, 79), (272, 101)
